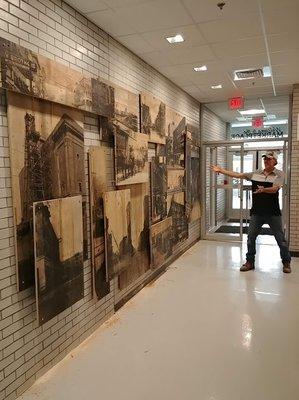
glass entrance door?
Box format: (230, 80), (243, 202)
(202, 142), (244, 242)
(228, 151), (256, 220)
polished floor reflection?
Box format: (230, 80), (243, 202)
(18, 240), (299, 400)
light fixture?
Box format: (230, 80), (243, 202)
(211, 84), (222, 89)
(166, 34), (184, 44)
(264, 119), (288, 126)
(266, 114), (276, 120)
(231, 122), (252, 127)
(194, 65), (207, 72)
(239, 109), (265, 116)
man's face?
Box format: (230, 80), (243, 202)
(263, 156), (276, 169)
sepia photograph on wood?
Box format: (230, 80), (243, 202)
(115, 125), (148, 186)
(186, 122), (200, 148)
(164, 106), (186, 168)
(99, 116), (115, 145)
(0, 37), (115, 117)
(151, 156), (167, 223)
(104, 189), (133, 279)
(150, 216), (173, 269)
(190, 157), (201, 222)
(8, 92), (85, 291)
(167, 191), (188, 246)
(34, 196), (84, 326)
(89, 146), (110, 300)
(114, 84), (139, 133)
(140, 92), (166, 144)
(167, 168), (185, 192)
(118, 183), (150, 290)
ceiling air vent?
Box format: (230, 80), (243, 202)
(235, 68), (264, 80)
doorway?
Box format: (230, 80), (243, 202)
(201, 139), (289, 242)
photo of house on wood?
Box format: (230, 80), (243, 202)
(186, 122), (200, 148)
(115, 125), (148, 186)
(34, 196), (84, 326)
(190, 157), (201, 222)
(8, 92), (85, 291)
(140, 92), (166, 144)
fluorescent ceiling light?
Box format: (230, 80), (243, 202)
(211, 84), (222, 89)
(264, 119), (288, 126)
(231, 123), (252, 127)
(231, 119), (288, 128)
(239, 109), (265, 116)
(194, 65), (207, 72)
(166, 34), (184, 44)
(266, 114), (276, 120)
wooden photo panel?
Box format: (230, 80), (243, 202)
(115, 125), (148, 186)
(151, 156), (167, 223)
(8, 92), (85, 291)
(89, 146), (110, 300)
(104, 189), (132, 279)
(118, 183), (150, 290)
(140, 92), (166, 144)
(34, 196), (84, 326)
(150, 217), (173, 269)
(114, 84), (139, 132)
(165, 106), (186, 168)
(167, 192), (188, 246)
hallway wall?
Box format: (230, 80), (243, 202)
(0, 1), (200, 399)
(201, 106), (228, 227)
(290, 84), (299, 253)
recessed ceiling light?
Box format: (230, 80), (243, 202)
(166, 34), (184, 44)
(239, 109), (265, 116)
(211, 84), (222, 89)
(194, 65), (207, 72)
(266, 114), (276, 120)
(231, 122), (252, 127)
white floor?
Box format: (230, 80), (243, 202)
(19, 240), (299, 400)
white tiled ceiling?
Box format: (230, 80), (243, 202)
(66, 0), (298, 121)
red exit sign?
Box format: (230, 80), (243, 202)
(252, 117), (264, 128)
(228, 97), (244, 110)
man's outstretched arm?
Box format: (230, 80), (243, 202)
(211, 165), (247, 179)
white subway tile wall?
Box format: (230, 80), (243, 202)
(0, 1), (201, 398)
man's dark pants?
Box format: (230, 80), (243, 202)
(246, 214), (291, 264)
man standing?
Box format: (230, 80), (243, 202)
(211, 150), (291, 273)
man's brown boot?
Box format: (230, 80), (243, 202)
(240, 261), (255, 272)
(283, 262), (291, 273)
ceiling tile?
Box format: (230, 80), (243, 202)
(112, 0), (193, 34)
(222, 54), (268, 71)
(103, 0), (155, 9)
(268, 33), (299, 53)
(262, 4), (299, 35)
(117, 34), (156, 55)
(163, 44), (215, 65)
(199, 14), (262, 43)
(87, 9), (137, 36)
(140, 51), (174, 67)
(211, 37), (265, 59)
(66, 0), (108, 13)
(139, 24), (206, 51)
(182, 0), (259, 23)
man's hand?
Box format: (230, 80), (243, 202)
(253, 185), (264, 194)
(211, 165), (222, 174)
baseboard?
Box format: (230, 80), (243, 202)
(115, 238), (199, 311)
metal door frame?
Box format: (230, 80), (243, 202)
(201, 137), (290, 242)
